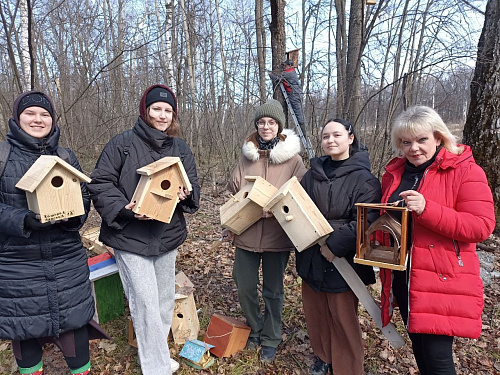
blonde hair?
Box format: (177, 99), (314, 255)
(391, 105), (463, 156)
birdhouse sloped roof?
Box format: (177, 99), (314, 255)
(15, 155), (91, 193)
(263, 176), (299, 211)
(136, 156), (192, 191)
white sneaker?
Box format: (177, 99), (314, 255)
(170, 358), (180, 373)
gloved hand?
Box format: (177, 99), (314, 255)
(24, 212), (52, 231)
(118, 207), (137, 221)
(58, 216), (82, 230)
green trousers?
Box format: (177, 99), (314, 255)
(232, 247), (290, 348)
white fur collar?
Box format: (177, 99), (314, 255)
(242, 128), (302, 164)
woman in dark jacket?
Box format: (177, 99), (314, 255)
(0, 91), (95, 375)
(89, 84), (200, 375)
(296, 119), (381, 375)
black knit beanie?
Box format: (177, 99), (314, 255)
(145, 87), (177, 111)
(17, 93), (54, 119)
(254, 99), (285, 133)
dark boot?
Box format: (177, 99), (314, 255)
(245, 337), (261, 350)
(310, 357), (332, 375)
(260, 346), (276, 363)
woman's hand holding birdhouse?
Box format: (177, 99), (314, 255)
(261, 210), (273, 219)
(177, 186), (190, 200)
(122, 202), (152, 221)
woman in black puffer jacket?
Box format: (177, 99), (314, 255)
(89, 85), (200, 375)
(296, 119), (381, 375)
(0, 91), (96, 375)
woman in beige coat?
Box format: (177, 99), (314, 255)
(225, 99), (306, 363)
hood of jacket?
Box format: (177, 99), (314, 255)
(309, 149), (372, 181)
(242, 128), (301, 164)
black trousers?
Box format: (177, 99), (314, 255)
(13, 325), (90, 371)
(393, 271), (456, 375)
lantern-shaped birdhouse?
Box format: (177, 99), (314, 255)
(263, 176), (333, 252)
(220, 176), (278, 235)
(179, 340), (215, 369)
(130, 156), (192, 224)
(15, 155), (91, 223)
(354, 203), (408, 271)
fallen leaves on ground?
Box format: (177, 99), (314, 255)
(1, 192), (499, 374)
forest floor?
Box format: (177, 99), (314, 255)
(1, 191), (499, 375)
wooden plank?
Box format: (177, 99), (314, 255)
(332, 257), (405, 348)
(82, 227), (110, 255)
(353, 256), (407, 271)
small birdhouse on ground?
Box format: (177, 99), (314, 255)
(263, 176), (333, 252)
(203, 313), (250, 358)
(128, 271), (199, 347)
(15, 155), (90, 223)
(220, 176), (278, 235)
(171, 272), (200, 344)
(179, 340), (215, 369)
(354, 203), (408, 271)
(130, 156), (192, 224)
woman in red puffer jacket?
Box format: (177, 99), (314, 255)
(380, 105), (495, 375)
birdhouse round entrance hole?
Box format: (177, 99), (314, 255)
(51, 176), (64, 188)
(177, 313), (184, 318)
(243, 192), (249, 199)
(282, 205), (290, 214)
(161, 179), (171, 190)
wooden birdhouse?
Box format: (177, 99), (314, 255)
(179, 340), (215, 370)
(15, 155), (91, 223)
(354, 203), (408, 271)
(171, 272), (200, 345)
(203, 313), (250, 358)
(263, 176), (333, 252)
(366, 0), (377, 5)
(286, 48), (301, 67)
(128, 271), (199, 348)
(130, 156), (192, 224)
(220, 176), (278, 235)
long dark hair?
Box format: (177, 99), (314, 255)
(323, 118), (361, 155)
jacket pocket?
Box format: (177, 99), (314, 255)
(426, 239), (460, 279)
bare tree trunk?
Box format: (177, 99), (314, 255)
(321, 0), (335, 125)
(463, 0), (500, 227)
(269, 0), (286, 114)
(179, 0), (199, 151)
(20, 0), (30, 90)
(0, 2), (23, 92)
(214, 0), (236, 160)
(335, 0), (347, 117)
(157, 0), (175, 88)
(343, 0), (362, 123)
(255, 0), (266, 103)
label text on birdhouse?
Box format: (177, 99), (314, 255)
(43, 210), (74, 221)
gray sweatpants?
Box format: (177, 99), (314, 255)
(114, 249), (177, 375)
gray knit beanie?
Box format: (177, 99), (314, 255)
(254, 99), (285, 133)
